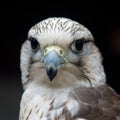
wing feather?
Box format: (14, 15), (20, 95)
(71, 85), (120, 120)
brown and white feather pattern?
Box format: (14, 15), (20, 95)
(19, 17), (120, 120)
(19, 85), (120, 120)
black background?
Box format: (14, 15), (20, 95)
(0, 1), (120, 120)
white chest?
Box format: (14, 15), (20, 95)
(19, 87), (80, 120)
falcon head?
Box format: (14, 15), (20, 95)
(20, 17), (106, 89)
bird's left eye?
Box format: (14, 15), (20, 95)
(71, 39), (84, 53)
(29, 37), (40, 51)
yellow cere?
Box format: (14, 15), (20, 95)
(44, 45), (67, 62)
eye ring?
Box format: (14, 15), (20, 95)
(28, 37), (40, 51)
(71, 39), (84, 54)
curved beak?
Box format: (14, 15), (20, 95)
(43, 46), (65, 81)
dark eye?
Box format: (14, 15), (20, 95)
(75, 39), (84, 51)
(71, 39), (84, 53)
(29, 37), (39, 51)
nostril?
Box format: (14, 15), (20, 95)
(59, 50), (63, 55)
(44, 48), (48, 54)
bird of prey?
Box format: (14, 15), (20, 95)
(19, 17), (120, 120)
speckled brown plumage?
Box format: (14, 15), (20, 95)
(71, 85), (120, 120)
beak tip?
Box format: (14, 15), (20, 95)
(49, 77), (54, 82)
(47, 67), (57, 81)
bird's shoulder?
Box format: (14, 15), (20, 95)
(70, 85), (120, 120)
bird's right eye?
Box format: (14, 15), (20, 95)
(28, 37), (40, 51)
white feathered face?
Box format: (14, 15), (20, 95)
(20, 17), (106, 89)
